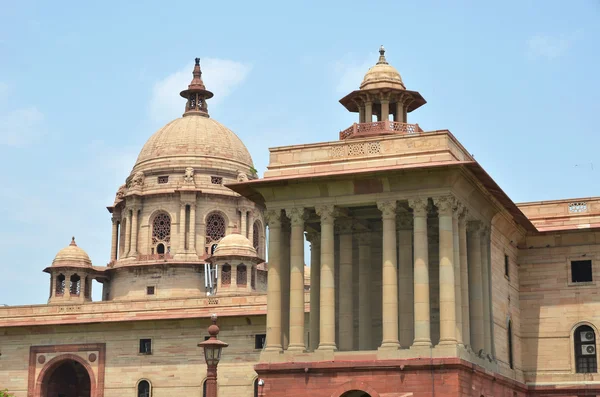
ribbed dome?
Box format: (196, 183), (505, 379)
(52, 237), (92, 268)
(360, 46), (405, 91)
(213, 233), (257, 258)
(132, 115), (254, 174)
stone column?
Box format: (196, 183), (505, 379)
(189, 203), (196, 255)
(281, 220), (291, 350)
(357, 232), (372, 350)
(248, 210), (256, 242)
(264, 210), (283, 352)
(338, 220), (354, 351)
(409, 198), (431, 347)
(395, 102), (404, 122)
(377, 200), (400, 349)
(459, 209), (470, 347)
(434, 196), (456, 345)
(453, 202), (463, 345)
(124, 209), (132, 257)
(468, 221), (484, 352)
(480, 226), (492, 354)
(381, 99), (390, 122)
(316, 205), (337, 351)
(179, 203), (187, 253)
(308, 233), (321, 351)
(365, 101), (373, 123)
(398, 210), (414, 348)
(110, 215), (119, 261)
(286, 207), (307, 351)
(240, 208), (248, 237)
(358, 106), (365, 124)
(130, 207), (139, 257)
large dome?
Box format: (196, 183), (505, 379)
(132, 115), (254, 174)
(52, 237), (92, 268)
(360, 46), (406, 91)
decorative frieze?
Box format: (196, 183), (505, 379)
(330, 141), (381, 158)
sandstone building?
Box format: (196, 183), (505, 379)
(1, 49), (599, 397)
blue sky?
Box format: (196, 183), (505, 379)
(0, 1), (598, 305)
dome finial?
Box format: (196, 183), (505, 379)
(70, 236), (77, 246)
(195, 57), (200, 66)
(377, 45), (388, 65)
(180, 57), (214, 117)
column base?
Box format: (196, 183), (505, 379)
(411, 339), (432, 348)
(317, 343), (337, 351)
(287, 344), (307, 352)
(378, 340), (401, 350)
(438, 338), (458, 346)
(264, 345), (283, 353)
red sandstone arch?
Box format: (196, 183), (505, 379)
(330, 380), (380, 397)
(35, 353), (96, 397)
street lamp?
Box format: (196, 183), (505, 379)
(198, 313), (228, 397)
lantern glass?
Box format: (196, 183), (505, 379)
(204, 345), (222, 366)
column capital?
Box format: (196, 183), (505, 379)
(377, 200), (397, 220)
(458, 207), (469, 227)
(467, 220), (482, 233)
(408, 197), (428, 216)
(397, 208), (413, 230)
(479, 225), (491, 238)
(238, 206), (251, 214)
(111, 215), (119, 224)
(286, 207), (308, 226)
(264, 209), (283, 228)
(315, 204), (336, 225)
(453, 199), (465, 219)
(432, 195), (456, 215)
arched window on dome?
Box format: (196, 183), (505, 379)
(575, 325), (597, 373)
(56, 274), (65, 296)
(221, 264), (231, 287)
(151, 212), (171, 256)
(237, 264), (247, 286)
(137, 379), (151, 397)
(69, 274), (81, 296)
(205, 212), (226, 255)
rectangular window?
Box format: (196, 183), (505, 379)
(139, 339), (152, 354)
(504, 255), (510, 278)
(255, 334), (266, 349)
(572, 260), (593, 283)
(146, 286), (155, 295)
(157, 176), (169, 184)
(211, 176), (223, 185)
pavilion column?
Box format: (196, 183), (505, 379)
(468, 221), (484, 352)
(308, 233), (321, 351)
(433, 196), (457, 345)
(480, 226), (493, 354)
(264, 210), (283, 352)
(377, 200), (400, 350)
(316, 205), (337, 351)
(338, 220), (354, 351)
(409, 198), (431, 347)
(124, 208), (132, 257)
(110, 215), (119, 261)
(281, 220), (291, 350)
(179, 203), (187, 253)
(239, 208), (248, 237)
(189, 203), (196, 255)
(453, 202), (463, 345)
(365, 101), (373, 123)
(357, 232), (372, 350)
(286, 207), (307, 351)
(248, 210), (256, 242)
(381, 99), (390, 121)
(398, 210), (414, 348)
(130, 207), (139, 257)
(395, 102), (404, 122)
(459, 208), (470, 347)
(358, 105), (365, 124)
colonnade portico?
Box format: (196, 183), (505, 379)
(263, 194), (495, 357)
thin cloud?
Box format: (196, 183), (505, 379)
(149, 58), (252, 123)
(527, 31), (582, 60)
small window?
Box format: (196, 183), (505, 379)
(202, 379), (207, 397)
(146, 286), (155, 295)
(255, 334), (266, 349)
(138, 380), (151, 397)
(157, 176), (169, 184)
(505, 255), (510, 278)
(574, 325), (597, 373)
(572, 260), (593, 283)
(211, 176), (223, 185)
(139, 339), (152, 354)
(508, 320), (514, 369)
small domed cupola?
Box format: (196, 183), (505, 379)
(180, 58), (214, 118)
(44, 237), (94, 304)
(338, 46), (427, 139)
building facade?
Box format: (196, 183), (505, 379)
(1, 49), (599, 397)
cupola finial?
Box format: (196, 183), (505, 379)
(70, 236), (77, 246)
(180, 57), (214, 117)
(377, 45), (388, 65)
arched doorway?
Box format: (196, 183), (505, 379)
(341, 391), (371, 397)
(40, 358), (91, 397)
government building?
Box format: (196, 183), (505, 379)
(0, 48), (599, 397)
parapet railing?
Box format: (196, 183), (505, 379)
(339, 121), (423, 140)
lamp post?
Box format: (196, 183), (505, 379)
(198, 313), (228, 397)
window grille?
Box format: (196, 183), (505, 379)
(211, 176), (223, 185)
(157, 176), (168, 184)
(69, 274), (81, 296)
(56, 274), (66, 295)
(569, 202), (588, 213)
(221, 264), (231, 286)
(575, 325), (597, 373)
(152, 213), (171, 244)
(251, 266), (256, 289)
(253, 221), (260, 250)
(237, 264), (247, 286)
(206, 213), (226, 243)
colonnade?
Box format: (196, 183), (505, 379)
(263, 195), (494, 354)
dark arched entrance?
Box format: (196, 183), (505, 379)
(41, 359), (91, 397)
(341, 391), (371, 397)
